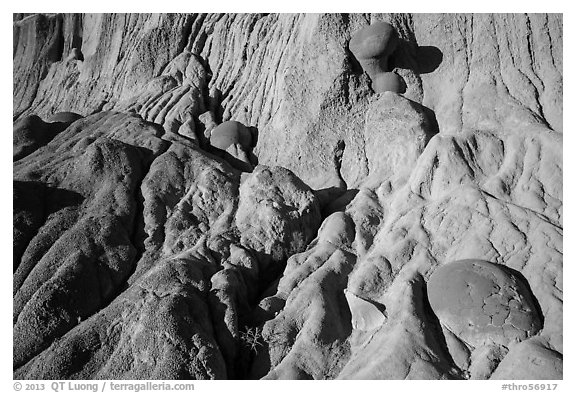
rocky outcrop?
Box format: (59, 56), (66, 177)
(13, 13), (562, 380)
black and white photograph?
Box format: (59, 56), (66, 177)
(8, 3), (567, 387)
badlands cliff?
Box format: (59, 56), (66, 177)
(13, 13), (562, 379)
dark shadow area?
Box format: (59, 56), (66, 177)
(207, 288), (246, 380)
(208, 87), (226, 125)
(34, 14), (65, 81)
(390, 39), (443, 76)
(418, 273), (466, 379)
(317, 188), (359, 218)
(13, 115), (70, 161)
(239, 292), (290, 380)
(49, 15), (65, 63)
(193, 116), (211, 149)
(220, 150), (254, 173)
(44, 186), (85, 215)
(13, 180), (46, 272)
(204, 146), (253, 173)
(14, 181), (85, 216)
(13, 181), (46, 209)
(13, 181), (85, 273)
(247, 125), (260, 166)
(229, 255), (286, 379)
(70, 14), (83, 52)
(191, 56), (215, 149)
(315, 186), (345, 210)
(420, 102), (441, 136)
(142, 118), (167, 138)
(248, 151), (259, 167)
(247, 125), (259, 148)
(344, 45), (366, 76)
(414, 46), (444, 74)
(248, 339), (272, 379)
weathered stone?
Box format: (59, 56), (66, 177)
(372, 71), (406, 94)
(427, 259), (542, 347)
(490, 338), (562, 380)
(236, 165), (322, 271)
(349, 21), (398, 78)
(12, 13), (562, 380)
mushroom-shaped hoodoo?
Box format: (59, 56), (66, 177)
(349, 21), (398, 79)
(210, 120), (252, 150)
(427, 259), (542, 347)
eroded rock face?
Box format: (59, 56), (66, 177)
(13, 112), (167, 370)
(236, 166), (322, 271)
(13, 13), (562, 380)
(357, 92), (436, 184)
(15, 257), (228, 380)
(490, 338), (562, 380)
(427, 259), (542, 347)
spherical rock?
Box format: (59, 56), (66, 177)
(372, 72), (406, 94)
(427, 259), (542, 347)
(349, 21), (398, 61)
(210, 120), (252, 150)
(349, 21), (398, 79)
(317, 211), (355, 247)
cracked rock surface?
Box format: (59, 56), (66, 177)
(427, 259), (542, 347)
(13, 13), (562, 379)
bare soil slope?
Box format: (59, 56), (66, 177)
(13, 13), (562, 380)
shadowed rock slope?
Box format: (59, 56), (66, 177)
(13, 13), (562, 380)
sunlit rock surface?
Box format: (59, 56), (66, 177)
(13, 13), (562, 380)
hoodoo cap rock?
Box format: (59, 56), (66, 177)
(349, 21), (398, 61)
(349, 21), (403, 94)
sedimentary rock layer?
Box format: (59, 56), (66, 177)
(13, 13), (562, 380)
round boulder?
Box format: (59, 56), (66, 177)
(317, 211), (355, 247)
(349, 21), (398, 78)
(210, 121), (252, 150)
(427, 259), (542, 347)
(372, 72), (406, 94)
